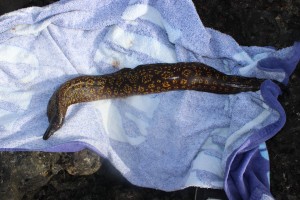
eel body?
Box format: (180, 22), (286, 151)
(43, 62), (267, 140)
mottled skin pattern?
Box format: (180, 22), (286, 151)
(43, 62), (266, 140)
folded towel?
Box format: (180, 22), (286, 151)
(0, 0), (299, 199)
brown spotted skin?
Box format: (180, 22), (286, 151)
(43, 62), (265, 140)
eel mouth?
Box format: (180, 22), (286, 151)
(43, 115), (64, 140)
(43, 125), (55, 140)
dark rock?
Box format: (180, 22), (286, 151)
(0, 150), (101, 200)
(0, 0), (32, 15)
(0, 151), (60, 200)
(196, 0), (300, 48)
(62, 149), (102, 176)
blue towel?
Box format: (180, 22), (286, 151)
(0, 0), (299, 199)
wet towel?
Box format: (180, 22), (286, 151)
(0, 0), (299, 199)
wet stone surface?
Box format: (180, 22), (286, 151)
(0, 0), (299, 199)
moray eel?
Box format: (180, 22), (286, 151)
(43, 62), (272, 140)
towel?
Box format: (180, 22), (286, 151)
(0, 0), (299, 199)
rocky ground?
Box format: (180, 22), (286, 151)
(0, 0), (299, 199)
